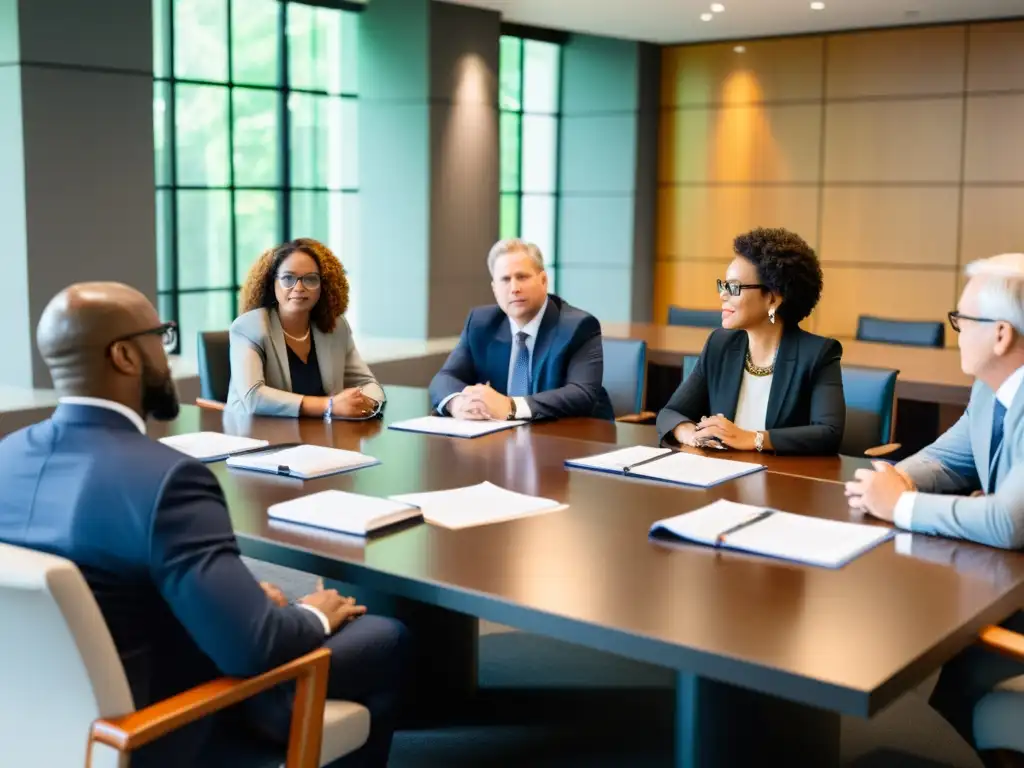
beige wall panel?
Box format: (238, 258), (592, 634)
(823, 99), (963, 183)
(816, 265), (957, 340)
(653, 259), (731, 323)
(659, 103), (822, 183)
(960, 187), (1024, 264)
(661, 37), (824, 107)
(826, 26), (966, 99)
(658, 185), (820, 260)
(963, 94), (1024, 183)
(819, 187), (959, 266)
(967, 21), (1024, 92)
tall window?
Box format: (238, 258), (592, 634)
(153, 0), (360, 359)
(499, 34), (562, 290)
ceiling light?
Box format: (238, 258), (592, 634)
(733, 45), (746, 53)
(700, 12), (713, 21)
(711, 3), (725, 11)
(810, 1), (825, 9)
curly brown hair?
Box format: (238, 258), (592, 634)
(733, 227), (823, 326)
(239, 238), (349, 334)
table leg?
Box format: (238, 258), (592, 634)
(676, 672), (840, 767)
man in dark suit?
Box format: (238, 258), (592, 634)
(0, 282), (407, 768)
(429, 239), (613, 421)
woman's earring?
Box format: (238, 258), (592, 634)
(768, 307), (776, 325)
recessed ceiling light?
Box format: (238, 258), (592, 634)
(810, 1), (825, 9)
(711, 3), (726, 12)
(700, 12), (713, 21)
(733, 45), (746, 53)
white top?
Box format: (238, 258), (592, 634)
(894, 363), (1024, 529)
(733, 371), (773, 432)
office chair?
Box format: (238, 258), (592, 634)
(601, 338), (655, 423)
(197, 330), (231, 410)
(856, 315), (945, 348)
(667, 306), (721, 329)
(973, 626), (1024, 764)
(0, 541), (373, 768)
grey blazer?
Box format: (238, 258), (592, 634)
(226, 308), (385, 417)
(897, 378), (1024, 549)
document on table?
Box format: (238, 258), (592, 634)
(649, 499), (893, 568)
(159, 432), (270, 462)
(226, 444), (379, 480)
(389, 481), (565, 529)
(388, 416), (526, 438)
(565, 446), (763, 488)
(268, 490), (422, 536)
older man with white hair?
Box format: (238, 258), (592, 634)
(845, 252), (1024, 757)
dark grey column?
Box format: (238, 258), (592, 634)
(557, 34), (658, 323)
(0, 0), (156, 388)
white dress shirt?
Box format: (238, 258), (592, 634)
(893, 364), (1024, 529)
(733, 371), (772, 433)
(57, 396), (332, 635)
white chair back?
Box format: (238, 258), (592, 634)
(0, 542), (134, 768)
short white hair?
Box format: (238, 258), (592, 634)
(965, 253), (1024, 336)
(486, 239), (545, 277)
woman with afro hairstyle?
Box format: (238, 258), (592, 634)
(226, 238), (385, 418)
(656, 227), (845, 456)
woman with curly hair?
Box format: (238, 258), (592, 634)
(226, 238), (385, 418)
(656, 227), (845, 455)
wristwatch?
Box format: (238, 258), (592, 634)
(754, 431), (764, 452)
(507, 397), (517, 420)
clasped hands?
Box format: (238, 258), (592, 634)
(844, 462), (916, 522)
(449, 383), (513, 420)
(260, 581), (366, 634)
(678, 414), (757, 451)
(332, 387), (378, 418)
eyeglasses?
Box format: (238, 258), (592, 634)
(109, 322), (178, 353)
(277, 272), (321, 290)
(948, 310), (999, 333)
(717, 279), (764, 297)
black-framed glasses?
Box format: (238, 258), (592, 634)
(277, 272), (321, 290)
(717, 279), (764, 297)
(948, 310), (999, 333)
(109, 322), (178, 353)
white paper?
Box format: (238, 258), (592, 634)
(268, 490), (420, 536)
(389, 481), (564, 529)
(565, 446), (672, 472)
(724, 513), (892, 568)
(628, 451), (763, 488)
(159, 432), (269, 461)
(651, 500), (767, 545)
(388, 416), (526, 438)
(226, 444), (378, 479)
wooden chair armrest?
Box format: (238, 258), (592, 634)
(88, 647), (330, 768)
(979, 625), (1024, 663)
(863, 442), (901, 458)
(616, 411), (656, 424)
(195, 398), (226, 411)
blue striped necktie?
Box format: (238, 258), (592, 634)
(989, 399), (1007, 491)
(508, 331), (531, 397)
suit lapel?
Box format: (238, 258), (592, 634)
(487, 321), (513, 394)
(529, 300), (560, 393)
(765, 330), (798, 430)
(719, 333), (746, 420)
(313, 325), (335, 395)
(268, 309), (293, 392)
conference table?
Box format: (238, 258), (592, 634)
(124, 386), (1024, 766)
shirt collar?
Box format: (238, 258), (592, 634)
(508, 297), (549, 339)
(996, 365), (1024, 409)
(58, 397), (147, 435)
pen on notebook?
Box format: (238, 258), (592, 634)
(622, 450), (675, 473)
(715, 510), (774, 546)
(227, 442), (303, 458)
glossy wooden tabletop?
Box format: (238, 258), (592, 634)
(602, 322), (973, 406)
(148, 402), (1024, 717)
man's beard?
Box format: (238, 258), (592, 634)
(141, 364), (180, 421)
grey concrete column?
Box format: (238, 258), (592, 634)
(556, 35), (658, 323)
(0, 0), (156, 387)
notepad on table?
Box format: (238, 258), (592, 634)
(268, 490), (422, 536)
(226, 444), (379, 480)
(389, 481), (564, 529)
(159, 432), (270, 462)
(565, 446), (764, 488)
(649, 499), (893, 568)
(388, 416), (526, 438)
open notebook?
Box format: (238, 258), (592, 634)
(159, 432), (270, 462)
(649, 499), (893, 569)
(268, 490), (422, 536)
(390, 481), (564, 529)
(225, 444), (379, 480)
(388, 416), (526, 439)
(565, 446), (764, 488)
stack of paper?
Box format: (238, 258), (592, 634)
(388, 416), (525, 438)
(226, 444), (379, 480)
(565, 446), (763, 488)
(159, 432), (269, 462)
(650, 499), (893, 568)
(390, 481), (564, 529)
(268, 490), (422, 536)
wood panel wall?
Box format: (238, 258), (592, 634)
(656, 20), (1024, 343)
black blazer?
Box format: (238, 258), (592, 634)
(656, 327), (846, 456)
